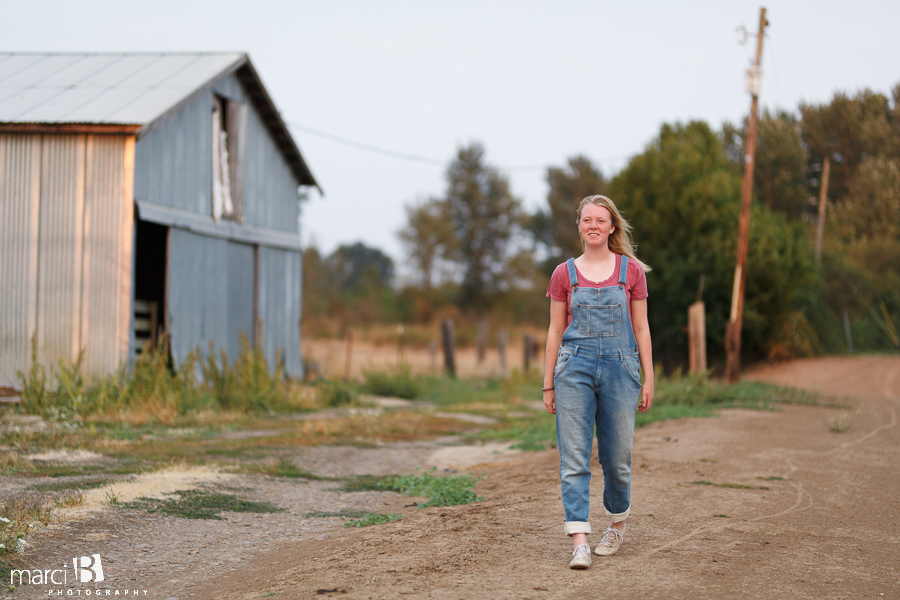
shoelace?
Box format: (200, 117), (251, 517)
(572, 543), (591, 559)
(598, 526), (624, 548)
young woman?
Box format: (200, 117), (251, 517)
(543, 194), (654, 569)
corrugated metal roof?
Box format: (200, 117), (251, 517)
(0, 52), (320, 190)
(0, 53), (244, 125)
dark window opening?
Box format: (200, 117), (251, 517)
(134, 220), (168, 356)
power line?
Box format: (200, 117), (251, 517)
(286, 120), (631, 173)
(286, 121), (445, 166)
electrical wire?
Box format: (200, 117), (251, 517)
(286, 120), (630, 173)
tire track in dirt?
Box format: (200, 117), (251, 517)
(648, 360), (900, 558)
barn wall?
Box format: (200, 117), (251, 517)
(133, 70), (301, 233)
(0, 133), (133, 388)
(257, 246), (302, 378)
(166, 229), (301, 379)
(166, 229), (255, 369)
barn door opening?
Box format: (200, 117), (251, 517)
(133, 220), (168, 356)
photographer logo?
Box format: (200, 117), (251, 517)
(74, 554), (104, 583)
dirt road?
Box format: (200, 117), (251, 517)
(180, 355), (900, 600)
(10, 355), (899, 600)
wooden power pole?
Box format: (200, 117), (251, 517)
(725, 7), (768, 383)
(814, 156), (831, 267)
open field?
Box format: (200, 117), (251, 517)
(1, 355), (898, 599)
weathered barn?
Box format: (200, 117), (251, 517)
(0, 52), (319, 388)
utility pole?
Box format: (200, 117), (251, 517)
(725, 7), (768, 383)
(814, 157), (831, 267)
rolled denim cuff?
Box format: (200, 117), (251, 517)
(606, 505), (630, 523)
(564, 521), (592, 536)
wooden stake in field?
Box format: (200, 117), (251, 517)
(725, 7), (768, 383)
(497, 328), (508, 377)
(523, 334), (536, 372)
(343, 329), (354, 380)
(476, 319), (489, 365)
(689, 275), (707, 374)
(441, 319), (456, 378)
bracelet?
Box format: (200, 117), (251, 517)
(542, 387), (554, 392)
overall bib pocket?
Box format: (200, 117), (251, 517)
(576, 303), (623, 337)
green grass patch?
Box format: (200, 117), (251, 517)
(757, 476), (787, 481)
(28, 478), (113, 492)
(472, 416), (556, 451)
(344, 513), (402, 528)
(339, 469), (482, 508)
(362, 364), (420, 399)
(468, 373), (829, 453)
(119, 489), (285, 520)
(338, 474), (389, 493)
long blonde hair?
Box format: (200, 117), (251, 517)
(576, 195), (651, 272)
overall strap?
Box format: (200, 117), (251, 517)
(566, 258), (578, 288)
(618, 255), (629, 285)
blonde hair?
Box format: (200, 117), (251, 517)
(576, 195), (651, 272)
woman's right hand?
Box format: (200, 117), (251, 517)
(543, 389), (556, 414)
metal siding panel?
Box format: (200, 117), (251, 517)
(36, 134), (86, 368)
(135, 72), (300, 235)
(167, 229), (230, 367)
(258, 246), (301, 378)
(227, 241), (254, 358)
(0, 134), (41, 387)
(232, 77), (299, 233)
(80, 135), (126, 378)
(134, 88), (212, 215)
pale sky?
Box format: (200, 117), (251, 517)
(3, 0), (899, 271)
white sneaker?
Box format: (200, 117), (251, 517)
(594, 525), (625, 556)
(569, 543), (592, 569)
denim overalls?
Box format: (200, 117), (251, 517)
(554, 256), (642, 536)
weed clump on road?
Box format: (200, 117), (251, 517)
(342, 468), (483, 508)
(344, 513), (402, 527)
(120, 489), (284, 520)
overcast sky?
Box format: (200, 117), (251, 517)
(2, 0), (899, 269)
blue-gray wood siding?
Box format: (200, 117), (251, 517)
(258, 246), (302, 378)
(167, 229), (301, 379)
(133, 71), (301, 233)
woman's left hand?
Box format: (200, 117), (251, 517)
(638, 382), (653, 413)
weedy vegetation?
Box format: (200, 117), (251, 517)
(343, 468), (483, 508)
(119, 489), (284, 520)
(344, 513), (402, 528)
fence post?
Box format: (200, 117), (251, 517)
(497, 329), (508, 377)
(343, 329), (354, 380)
(523, 334), (536, 372)
(441, 319), (456, 378)
(476, 319), (489, 364)
(688, 301), (707, 373)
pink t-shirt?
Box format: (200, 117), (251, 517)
(546, 255), (648, 325)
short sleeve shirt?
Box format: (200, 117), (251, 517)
(546, 255), (648, 325)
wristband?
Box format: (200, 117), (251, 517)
(542, 387), (554, 392)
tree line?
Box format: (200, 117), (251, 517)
(303, 83), (900, 369)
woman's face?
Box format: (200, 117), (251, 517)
(579, 203), (615, 248)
